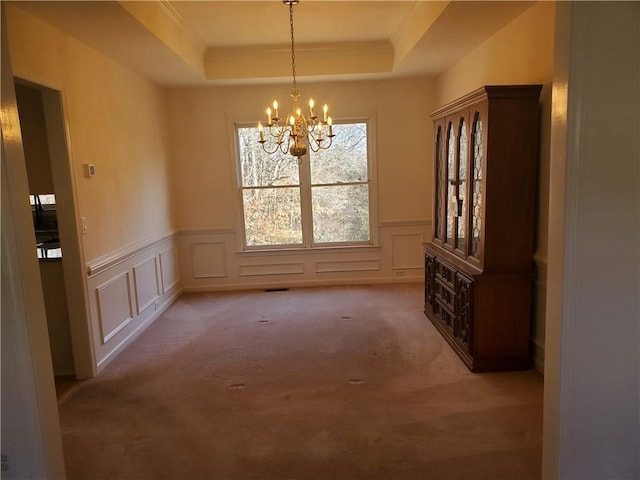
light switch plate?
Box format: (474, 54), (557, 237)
(83, 163), (95, 178)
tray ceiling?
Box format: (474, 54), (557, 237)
(11, 1), (536, 86)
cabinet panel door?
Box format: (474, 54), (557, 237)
(425, 253), (435, 306)
(455, 273), (473, 351)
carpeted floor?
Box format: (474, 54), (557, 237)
(58, 283), (543, 480)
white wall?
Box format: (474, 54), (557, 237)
(433, 2), (555, 371)
(543, 2), (640, 478)
(167, 78), (435, 290)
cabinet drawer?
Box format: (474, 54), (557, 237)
(433, 298), (455, 331)
(435, 279), (455, 311)
(435, 259), (455, 288)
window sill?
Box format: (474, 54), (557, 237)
(236, 244), (381, 256)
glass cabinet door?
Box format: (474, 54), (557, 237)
(443, 113), (470, 257)
(434, 108), (480, 261)
(470, 108), (485, 261)
(434, 122), (445, 242)
(445, 121), (456, 247)
(456, 117), (468, 255)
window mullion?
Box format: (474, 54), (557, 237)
(298, 152), (314, 247)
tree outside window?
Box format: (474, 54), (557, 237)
(236, 121), (373, 248)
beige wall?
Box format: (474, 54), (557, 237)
(7, 5), (175, 263)
(167, 77), (434, 230)
(433, 1), (555, 371)
(6, 5), (181, 373)
(167, 78), (435, 290)
(433, 2), (555, 106)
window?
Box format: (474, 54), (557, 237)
(236, 120), (374, 249)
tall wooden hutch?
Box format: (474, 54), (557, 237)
(424, 85), (542, 372)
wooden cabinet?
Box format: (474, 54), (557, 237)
(424, 85), (542, 372)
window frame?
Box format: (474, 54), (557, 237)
(233, 115), (379, 252)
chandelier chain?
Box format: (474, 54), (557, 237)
(289, 1), (297, 96)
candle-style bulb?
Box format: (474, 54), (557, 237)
(323, 104), (328, 122)
(309, 98), (315, 118)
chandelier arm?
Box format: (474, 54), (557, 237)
(280, 134), (292, 155)
(259, 140), (284, 156)
(308, 139), (320, 153)
(317, 136), (333, 150)
(267, 124), (286, 139)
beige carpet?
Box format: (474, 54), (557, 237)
(59, 283), (543, 480)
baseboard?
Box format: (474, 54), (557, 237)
(531, 338), (545, 374)
(96, 288), (182, 373)
(182, 276), (422, 293)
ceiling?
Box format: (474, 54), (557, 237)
(12, 1), (536, 86)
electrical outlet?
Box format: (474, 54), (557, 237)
(394, 270), (405, 277)
(81, 216), (88, 234)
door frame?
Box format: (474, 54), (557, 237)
(15, 78), (97, 380)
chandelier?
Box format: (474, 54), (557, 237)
(257, 0), (334, 163)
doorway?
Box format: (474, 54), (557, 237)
(14, 79), (96, 383)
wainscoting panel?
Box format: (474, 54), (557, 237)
(391, 233), (424, 270)
(239, 262), (304, 277)
(192, 242), (227, 278)
(87, 232), (181, 372)
(133, 257), (159, 315)
(178, 222), (431, 291)
(159, 247), (179, 294)
(316, 259), (379, 273)
(95, 272), (133, 344)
